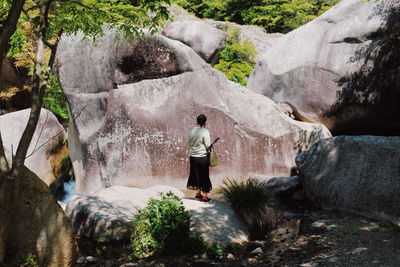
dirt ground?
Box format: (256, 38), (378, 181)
(77, 194), (400, 267)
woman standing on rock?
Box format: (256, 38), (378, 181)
(187, 114), (212, 202)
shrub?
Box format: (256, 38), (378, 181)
(43, 73), (69, 123)
(172, 0), (339, 33)
(206, 242), (224, 259)
(213, 28), (258, 86)
(130, 192), (205, 259)
(218, 177), (278, 240)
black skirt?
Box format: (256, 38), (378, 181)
(187, 156), (212, 193)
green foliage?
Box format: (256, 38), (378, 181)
(58, 155), (72, 178)
(43, 73), (69, 121)
(218, 177), (278, 240)
(9, 253), (40, 267)
(7, 27), (26, 57)
(130, 192), (204, 259)
(213, 28), (257, 86)
(206, 242), (224, 259)
(172, 0), (339, 33)
(1, 0), (171, 117)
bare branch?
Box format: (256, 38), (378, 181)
(24, 106), (86, 159)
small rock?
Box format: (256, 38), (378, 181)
(251, 247), (263, 255)
(311, 219), (331, 228)
(327, 224), (337, 231)
(227, 253), (235, 260)
(76, 256), (86, 264)
(193, 255), (199, 259)
(351, 247), (368, 255)
(372, 260), (380, 264)
(86, 256), (99, 263)
(252, 240), (266, 246)
(218, 255), (224, 260)
(247, 258), (258, 264)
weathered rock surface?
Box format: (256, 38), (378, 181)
(66, 185), (184, 241)
(182, 198), (248, 244)
(162, 5), (283, 63)
(248, 0), (400, 135)
(296, 136), (400, 225)
(265, 176), (300, 196)
(162, 18), (226, 63)
(65, 185), (247, 244)
(0, 109), (67, 185)
(6, 167), (77, 266)
(56, 29), (331, 194)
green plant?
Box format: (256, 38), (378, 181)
(206, 242), (224, 259)
(172, 0), (339, 33)
(58, 155), (72, 178)
(213, 28), (258, 86)
(43, 73), (69, 122)
(130, 192), (204, 259)
(218, 177), (278, 240)
(24, 253), (39, 267)
(95, 230), (108, 256)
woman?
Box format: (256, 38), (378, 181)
(187, 114), (212, 202)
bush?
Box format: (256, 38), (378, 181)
(218, 177), (278, 240)
(43, 73), (69, 123)
(130, 192), (205, 259)
(213, 28), (258, 86)
(206, 242), (224, 259)
(172, 0), (339, 33)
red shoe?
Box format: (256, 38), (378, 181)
(202, 196), (211, 202)
(195, 193), (203, 199)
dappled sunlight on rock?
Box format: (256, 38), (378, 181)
(182, 199), (249, 244)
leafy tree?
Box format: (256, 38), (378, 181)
(214, 28), (257, 86)
(172, 0), (339, 33)
(0, 0), (170, 263)
(43, 73), (69, 122)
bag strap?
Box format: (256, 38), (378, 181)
(205, 137), (220, 152)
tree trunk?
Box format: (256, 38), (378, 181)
(0, 0), (26, 263)
(0, 0), (25, 92)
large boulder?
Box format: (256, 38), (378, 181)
(296, 136), (400, 225)
(6, 167), (77, 266)
(65, 185), (248, 244)
(162, 5), (283, 63)
(182, 198), (248, 244)
(247, 0), (400, 135)
(55, 30), (331, 194)
(0, 109), (68, 185)
(162, 15), (226, 62)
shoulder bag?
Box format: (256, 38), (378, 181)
(207, 137), (220, 167)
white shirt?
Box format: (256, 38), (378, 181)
(189, 126), (211, 157)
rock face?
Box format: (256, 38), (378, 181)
(296, 136), (400, 225)
(182, 198), (248, 244)
(0, 109), (67, 185)
(55, 30), (331, 194)
(162, 19), (226, 63)
(247, 0), (400, 135)
(65, 185), (248, 244)
(162, 5), (283, 63)
(66, 185), (184, 241)
(6, 167), (77, 266)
